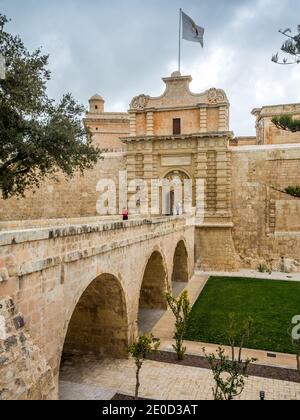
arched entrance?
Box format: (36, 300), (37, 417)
(138, 251), (168, 334)
(172, 240), (189, 296)
(62, 273), (128, 360)
(162, 170), (192, 216)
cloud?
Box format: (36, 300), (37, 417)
(1, 0), (300, 135)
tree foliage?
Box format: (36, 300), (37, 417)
(128, 334), (160, 399)
(166, 290), (191, 361)
(272, 115), (300, 133)
(204, 314), (256, 400)
(203, 347), (256, 401)
(0, 14), (101, 199)
(272, 26), (300, 65)
(228, 313), (253, 363)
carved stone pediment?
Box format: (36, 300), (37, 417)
(130, 94), (150, 111)
(207, 88), (227, 104)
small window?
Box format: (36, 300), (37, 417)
(95, 105), (98, 110)
(173, 118), (181, 135)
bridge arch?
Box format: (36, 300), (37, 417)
(172, 239), (189, 284)
(62, 273), (129, 360)
(138, 249), (168, 333)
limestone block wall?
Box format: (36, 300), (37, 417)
(253, 104), (300, 145)
(195, 226), (239, 271)
(231, 144), (300, 269)
(0, 297), (55, 400)
(0, 153), (125, 222)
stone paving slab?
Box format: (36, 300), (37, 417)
(197, 270), (300, 282)
(60, 357), (300, 401)
(59, 380), (115, 400)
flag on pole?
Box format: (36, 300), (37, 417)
(182, 11), (204, 48)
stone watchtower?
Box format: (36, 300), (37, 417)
(84, 94), (130, 150)
(122, 71), (238, 270)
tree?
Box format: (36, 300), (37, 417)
(166, 290), (191, 361)
(203, 314), (256, 400)
(203, 347), (256, 401)
(228, 313), (253, 363)
(271, 26), (300, 133)
(128, 334), (160, 400)
(0, 14), (101, 199)
(272, 26), (300, 65)
(272, 115), (300, 134)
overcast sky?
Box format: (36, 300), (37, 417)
(1, 0), (300, 135)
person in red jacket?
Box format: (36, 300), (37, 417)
(122, 208), (129, 221)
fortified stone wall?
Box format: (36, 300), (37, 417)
(0, 298), (55, 400)
(231, 144), (300, 271)
(0, 153), (125, 221)
(252, 104), (300, 145)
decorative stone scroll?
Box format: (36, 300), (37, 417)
(207, 88), (226, 104)
(130, 94), (150, 111)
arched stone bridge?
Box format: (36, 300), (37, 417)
(0, 216), (194, 400)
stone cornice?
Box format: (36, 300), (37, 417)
(121, 131), (234, 143)
(84, 114), (129, 123)
(128, 102), (229, 114)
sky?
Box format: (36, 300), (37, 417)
(1, 0), (300, 136)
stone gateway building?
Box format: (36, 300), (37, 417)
(0, 71), (300, 399)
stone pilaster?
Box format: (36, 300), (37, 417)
(129, 113), (136, 137)
(146, 112), (154, 136)
(216, 151), (229, 212)
(195, 143), (208, 215)
(218, 106), (228, 132)
(126, 153), (136, 182)
(199, 107), (207, 133)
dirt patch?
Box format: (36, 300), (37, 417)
(147, 351), (300, 384)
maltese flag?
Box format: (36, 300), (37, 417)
(182, 11), (204, 48)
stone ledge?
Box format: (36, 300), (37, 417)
(19, 257), (62, 277)
(230, 143), (300, 152)
(0, 217), (187, 246)
(195, 222), (234, 228)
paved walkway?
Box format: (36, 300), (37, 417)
(197, 269), (300, 282)
(60, 357), (300, 401)
(59, 271), (300, 400)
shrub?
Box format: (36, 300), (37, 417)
(128, 334), (160, 399)
(166, 290), (191, 361)
(284, 186), (300, 198)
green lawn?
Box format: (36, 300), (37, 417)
(185, 277), (300, 354)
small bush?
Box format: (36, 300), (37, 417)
(285, 186), (300, 198)
(257, 264), (268, 273)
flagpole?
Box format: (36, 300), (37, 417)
(178, 8), (182, 73)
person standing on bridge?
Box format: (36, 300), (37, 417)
(122, 208), (129, 221)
